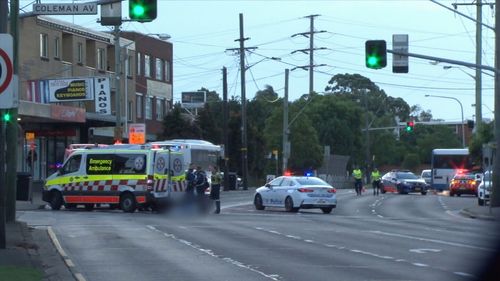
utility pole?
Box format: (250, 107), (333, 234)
(492, 0), (500, 207)
(6, 0), (19, 223)
(282, 69), (289, 174)
(452, 1), (488, 129)
(364, 89), (371, 184)
(238, 13), (248, 190)
(222, 67), (229, 191)
(291, 14), (327, 95)
(114, 25), (122, 143)
(0, 0), (7, 249)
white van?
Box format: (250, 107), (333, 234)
(43, 146), (185, 212)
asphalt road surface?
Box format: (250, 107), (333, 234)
(18, 189), (500, 281)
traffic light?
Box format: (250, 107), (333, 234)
(365, 40), (387, 69)
(2, 111), (11, 122)
(129, 0), (157, 22)
(406, 121), (414, 132)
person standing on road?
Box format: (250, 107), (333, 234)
(352, 166), (363, 196)
(194, 166), (209, 212)
(209, 165), (222, 214)
(185, 163), (196, 200)
(371, 167), (382, 196)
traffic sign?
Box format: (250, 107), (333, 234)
(0, 34), (15, 109)
(128, 123), (146, 144)
(392, 34), (409, 73)
(32, 3), (98, 15)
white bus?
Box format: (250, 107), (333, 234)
(431, 148), (473, 191)
(149, 139), (223, 173)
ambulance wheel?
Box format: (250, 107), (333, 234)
(84, 204), (94, 211)
(64, 203), (76, 209)
(120, 193), (137, 213)
(49, 190), (63, 210)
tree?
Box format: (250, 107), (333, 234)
(160, 105), (201, 139)
(469, 121), (494, 166)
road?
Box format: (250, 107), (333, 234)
(18, 189), (500, 281)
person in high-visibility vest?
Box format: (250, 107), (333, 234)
(371, 167), (382, 196)
(352, 167), (363, 196)
(210, 165), (223, 214)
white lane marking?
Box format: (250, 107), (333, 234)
(48, 226), (67, 258)
(412, 263), (429, 267)
(409, 248), (442, 254)
(65, 258), (75, 267)
(454, 272), (475, 278)
(368, 230), (494, 252)
(48, 226), (87, 281)
(255, 226), (476, 278)
(147, 225), (281, 281)
(74, 273), (87, 281)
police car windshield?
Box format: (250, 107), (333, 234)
(396, 172), (419, 180)
(295, 177), (329, 186)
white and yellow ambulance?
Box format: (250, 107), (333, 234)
(42, 146), (186, 213)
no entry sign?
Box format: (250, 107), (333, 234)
(0, 34), (16, 109)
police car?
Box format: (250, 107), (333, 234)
(43, 145), (185, 213)
(254, 176), (337, 214)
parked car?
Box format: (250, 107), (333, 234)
(254, 176), (337, 214)
(478, 171), (492, 206)
(420, 169), (432, 185)
(381, 170), (429, 195)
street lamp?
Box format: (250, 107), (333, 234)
(425, 94), (465, 147)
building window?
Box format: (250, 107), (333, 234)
(136, 94), (143, 119)
(156, 98), (164, 121)
(97, 48), (105, 70)
(164, 60), (171, 82)
(126, 53), (132, 77)
(54, 37), (60, 59)
(40, 33), (48, 58)
(156, 58), (163, 80)
(136, 52), (141, 76)
(77, 43), (83, 64)
(144, 55), (150, 77)
(145, 96), (153, 120)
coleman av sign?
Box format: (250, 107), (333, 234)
(33, 3), (98, 15)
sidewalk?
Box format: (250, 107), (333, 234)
(0, 182), (75, 281)
(460, 204), (500, 221)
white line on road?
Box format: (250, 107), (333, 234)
(48, 226), (67, 258)
(147, 225), (281, 281)
(367, 230), (494, 252)
(454, 272), (475, 278)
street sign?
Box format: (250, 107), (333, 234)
(392, 34), (409, 73)
(128, 123), (146, 144)
(0, 34), (15, 109)
(33, 3), (98, 15)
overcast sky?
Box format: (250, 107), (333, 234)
(20, 0), (496, 122)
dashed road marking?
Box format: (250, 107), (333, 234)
(147, 225), (281, 281)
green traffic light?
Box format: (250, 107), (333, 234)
(367, 55), (380, 68)
(406, 126), (412, 132)
(131, 5), (146, 17)
(3, 112), (11, 122)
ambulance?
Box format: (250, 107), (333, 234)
(42, 145), (186, 213)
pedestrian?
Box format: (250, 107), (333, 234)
(352, 166), (363, 196)
(185, 163), (196, 200)
(194, 166), (209, 212)
(209, 165), (222, 214)
(371, 167), (381, 196)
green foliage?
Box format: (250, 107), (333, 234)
(160, 105), (201, 139)
(402, 153), (420, 172)
(469, 121), (494, 165)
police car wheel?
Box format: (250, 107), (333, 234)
(50, 191), (63, 210)
(321, 207), (333, 214)
(120, 193), (137, 213)
(254, 194), (265, 210)
(285, 197), (299, 213)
